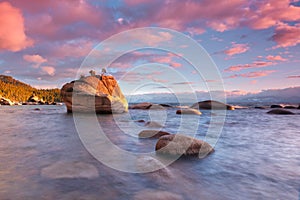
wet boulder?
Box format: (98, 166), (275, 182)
(191, 100), (234, 110)
(138, 130), (170, 139)
(270, 104), (283, 108)
(176, 108), (202, 115)
(155, 134), (214, 158)
(283, 105), (297, 109)
(267, 109), (295, 115)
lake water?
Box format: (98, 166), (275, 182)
(0, 105), (299, 200)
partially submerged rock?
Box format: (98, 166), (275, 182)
(191, 100), (234, 110)
(139, 130), (170, 139)
(0, 96), (13, 105)
(283, 105), (297, 109)
(129, 102), (165, 110)
(155, 134), (214, 158)
(145, 121), (164, 128)
(270, 104), (283, 108)
(176, 108), (201, 115)
(129, 102), (152, 109)
(41, 161), (99, 179)
(267, 109), (295, 115)
(61, 75), (128, 114)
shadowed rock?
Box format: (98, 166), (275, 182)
(41, 161), (99, 179)
(145, 121), (164, 128)
(191, 100), (234, 110)
(0, 96), (13, 105)
(283, 105), (297, 109)
(254, 106), (266, 109)
(176, 108), (202, 115)
(61, 75), (128, 114)
(129, 102), (152, 109)
(270, 104), (283, 108)
(139, 130), (170, 139)
(267, 109), (295, 115)
(155, 134), (214, 158)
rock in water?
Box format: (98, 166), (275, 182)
(155, 134), (214, 158)
(129, 102), (152, 109)
(61, 75), (128, 113)
(139, 130), (170, 139)
(270, 104), (283, 108)
(0, 96), (14, 105)
(283, 105), (297, 109)
(191, 100), (234, 110)
(267, 109), (295, 115)
(176, 108), (202, 115)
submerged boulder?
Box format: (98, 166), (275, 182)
(138, 130), (170, 139)
(61, 75), (128, 113)
(176, 108), (201, 115)
(267, 109), (295, 115)
(155, 134), (214, 158)
(191, 100), (234, 110)
(145, 121), (164, 128)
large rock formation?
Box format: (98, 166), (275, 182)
(191, 100), (234, 110)
(155, 134), (214, 158)
(61, 75), (128, 113)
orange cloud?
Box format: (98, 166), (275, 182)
(224, 43), (249, 56)
(0, 2), (33, 52)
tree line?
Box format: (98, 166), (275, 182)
(0, 75), (62, 102)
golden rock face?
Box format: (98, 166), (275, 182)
(61, 75), (128, 114)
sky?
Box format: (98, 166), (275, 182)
(0, 0), (299, 96)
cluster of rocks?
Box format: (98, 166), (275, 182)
(129, 100), (235, 116)
(0, 94), (60, 106)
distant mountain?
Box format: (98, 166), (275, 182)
(126, 86), (300, 104)
(0, 75), (61, 102)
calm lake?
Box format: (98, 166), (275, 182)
(0, 105), (299, 200)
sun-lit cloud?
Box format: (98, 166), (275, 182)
(266, 55), (287, 61)
(229, 70), (276, 78)
(0, 2), (33, 52)
(41, 66), (56, 76)
(271, 23), (300, 48)
(224, 43), (249, 56)
(225, 61), (274, 72)
(23, 54), (47, 68)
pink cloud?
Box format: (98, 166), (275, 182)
(229, 70), (276, 78)
(272, 23), (300, 48)
(287, 75), (300, 78)
(266, 55), (287, 61)
(246, 0), (300, 29)
(224, 43), (249, 56)
(41, 66), (56, 76)
(23, 54), (47, 68)
(0, 2), (33, 52)
(225, 61), (274, 72)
